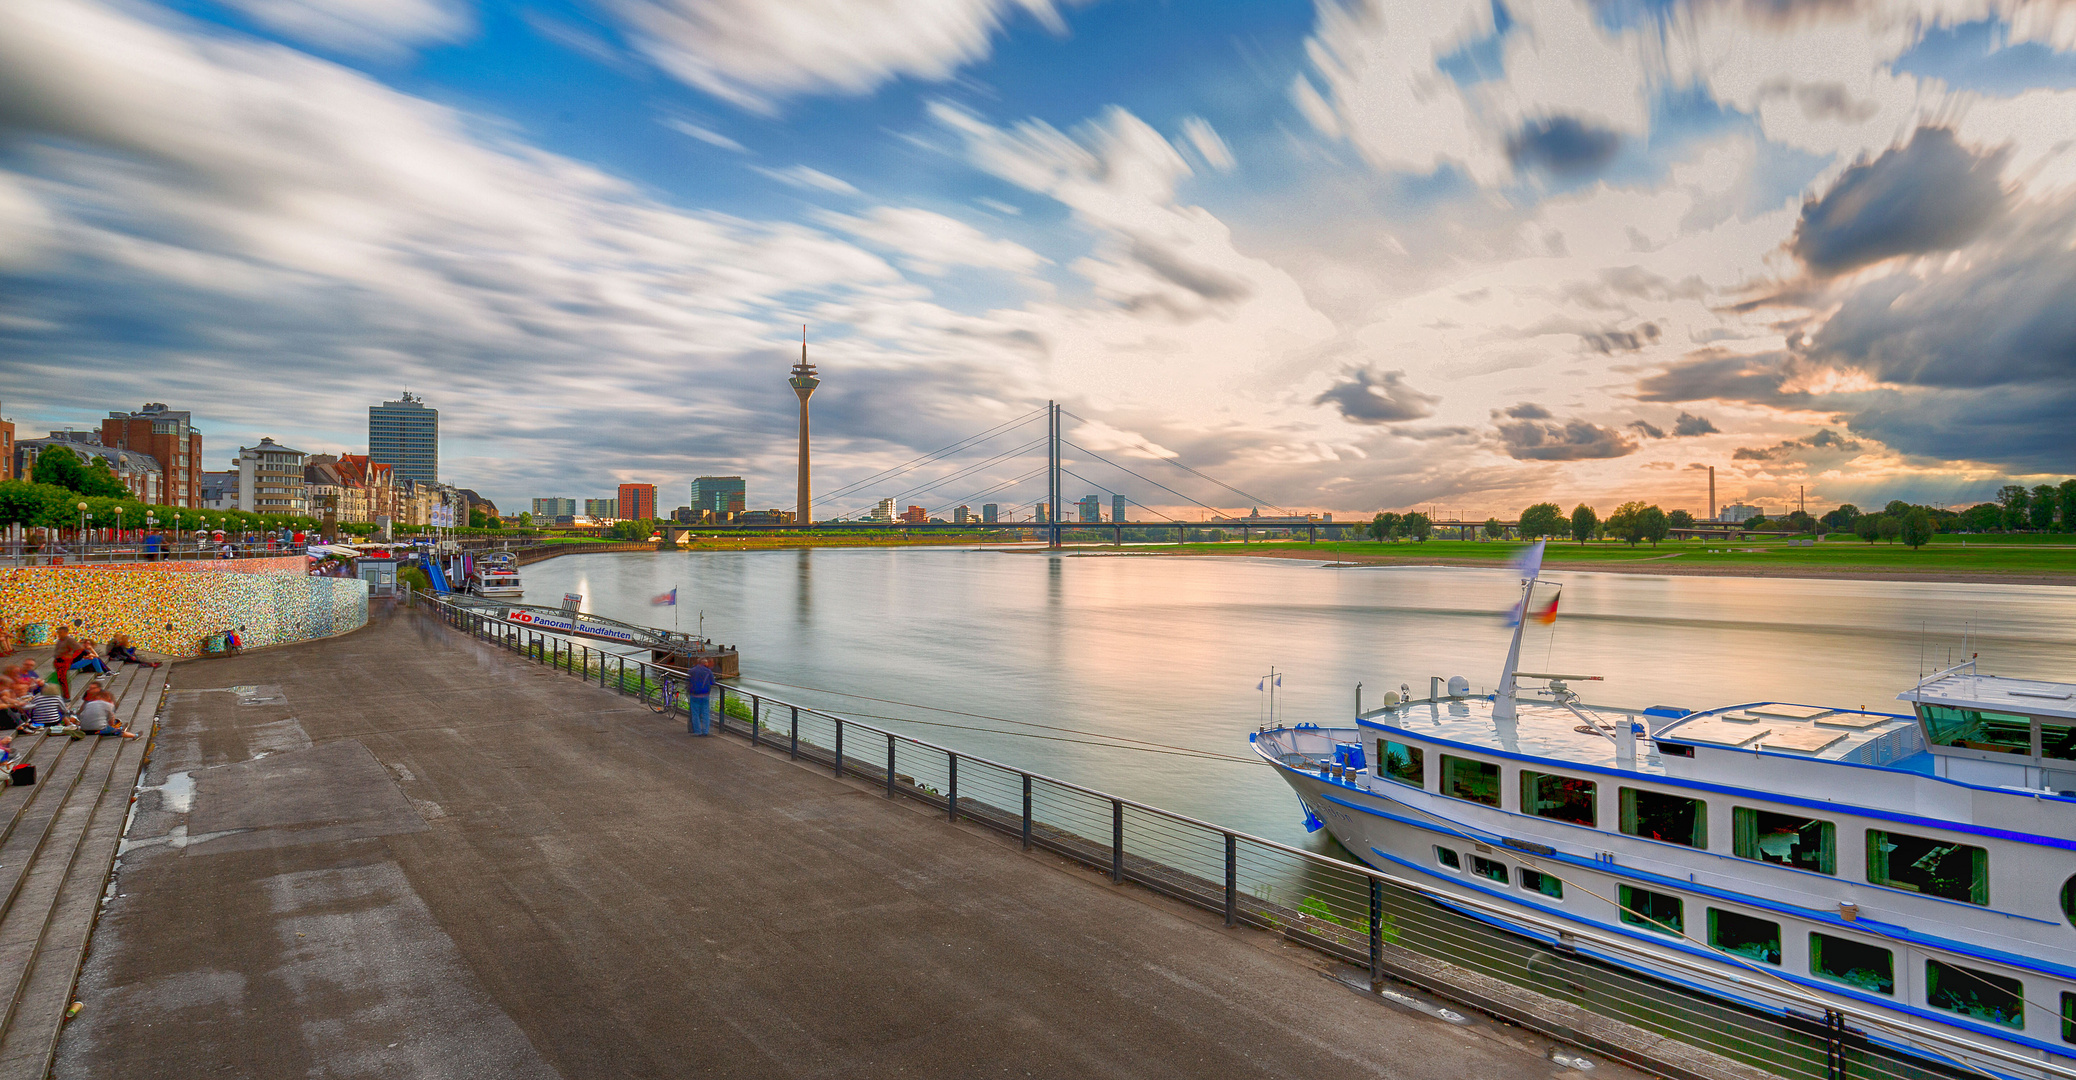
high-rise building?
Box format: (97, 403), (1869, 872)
(789, 328), (820, 525)
(1078, 494), (1101, 523)
(617, 483), (657, 522)
(900, 505), (927, 524)
(1035, 503), (1050, 523)
(368, 392), (438, 485)
(585, 498), (617, 519)
(235, 438), (308, 514)
(101, 403), (203, 507)
(0, 404), (14, 482)
(690, 476), (747, 517)
(533, 497), (576, 519)
(953, 506), (971, 524)
(982, 503), (998, 523)
(869, 498), (894, 523)
(1112, 494), (1127, 524)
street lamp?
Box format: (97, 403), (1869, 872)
(78, 502), (88, 557)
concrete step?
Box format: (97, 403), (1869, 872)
(0, 666), (163, 1080)
(0, 667), (141, 854)
(0, 669), (162, 1080)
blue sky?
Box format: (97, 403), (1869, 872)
(3, 0), (2073, 519)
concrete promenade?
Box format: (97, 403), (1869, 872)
(57, 602), (1637, 1079)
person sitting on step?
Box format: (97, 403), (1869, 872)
(22, 687), (69, 734)
(74, 685), (137, 739)
(104, 634), (159, 668)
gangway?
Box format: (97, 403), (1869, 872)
(442, 595), (738, 677)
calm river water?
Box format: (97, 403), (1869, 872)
(519, 549), (2076, 848)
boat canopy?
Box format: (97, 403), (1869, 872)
(1901, 671), (2076, 722)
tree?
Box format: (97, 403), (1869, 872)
(1517, 502), (1565, 539)
(1854, 513), (1883, 543)
(1997, 484), (2030, 530)
(1960, 503), (2001, 532)
(1745, 513), (1767, 531)
(1821, 504), (1860, 530)
(2031, 484), (2060, 530)
(517, 511), (533, 528)
(1401, 511), (1432, 541)
(1877, 514), (1903, 543)
(1368, 511), (1400, 541)
(1785, 509), (1814, 533)
(1901, 507), (1934, 549)
(30, 446), (85, 492)
(1883, 499), (1911, 517)
(1606, 502), (1647, 546)
(2061, 479), (2076, 533)
(1638, 505), (1670, 547)
(1667, 509), (1695, 531)
(1569, 504), (1598, 545)
(1481, 517), (1504, 539)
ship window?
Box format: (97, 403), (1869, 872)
(1618, 885), (1683, 936)
(2063, 876), (2076, 924)
(1707, 909), (1780, 964)
(1440, 755), (1501, 807)
(1733, 808), (1836, 874)
(2044, 720), (2076, 762)
(1920, 704), (2030, 755)
(1810, 933), (1893, 995)
(1926, 959), (2023, 1029)
(1518, 868), (1563, 899)
(1435, 846), (1461, 870)
(2063, 993), (2076, 1043)
(1471, 855), (1507, 883)
(1867, 830), (1988, 905)
(1620, 788), (1707, 848)
(1378, 739), (1424, 786)
(1521, 771), (1596, 827)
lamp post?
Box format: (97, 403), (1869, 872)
(115, 506), (124, 552)
(78, 502), (89, 557)
(146, 511), (156, 561)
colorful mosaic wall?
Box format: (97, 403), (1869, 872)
(0, 565), (368, 657)
(151, 556), (310, 575)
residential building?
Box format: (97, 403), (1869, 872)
(532, 497), (576, 519)
(15, 433), (163, 503)
(330, 454), (398, 523)
(100, 403), (203, 507)
(982, 503), (998, 523)
(200, 471), (237, 511)
(1720, 503), (1762, 524)
(690, 476), (747, 517)
(1077, 494), (1102, 523)
(953, 505), (971, 524)
(304, 456), (350, 522)
(0, 405), (13, 481)
(236, 438), (308, 514)
(585, 498), (617, 519)
(617, 483), (657, 522)
(455, 488), (498, 524)
(868, 498), (894, 524)
(1112, 495), (1127, 524)
(368, 392), (438, 485)
(735, 509), (796, 526)
(900, 505), (927, 524)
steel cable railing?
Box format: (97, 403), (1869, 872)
(418, 593), (2067, 1080)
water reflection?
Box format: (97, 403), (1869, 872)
(522, 549), (2076, 847)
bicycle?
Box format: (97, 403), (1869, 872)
(652, 675), (681, 715)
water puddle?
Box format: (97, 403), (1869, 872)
(140, 770), (195, 814)
(117, 824), (252, 854)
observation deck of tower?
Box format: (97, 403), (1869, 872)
(789, 327), (819, 525)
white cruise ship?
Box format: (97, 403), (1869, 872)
(1254, 547), (2076, 1079)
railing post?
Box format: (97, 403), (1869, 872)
(717, 686), (728, 735)
(789, 706), (799, 760)
(1224, 833), (1237, 927)
(1826, 1009), (1846, 1080)
(1111, 799), (1124, 883)
(1021, 774), (1032, 850)
(1369, 876), (1384, 991)
(886, 733), (897, 798)
(617, 655), (625, 693)
(751, 696), (761, 747)
(834, 719), (844, 778)
(947, 754), (958, 821)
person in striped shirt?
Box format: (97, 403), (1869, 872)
(23, 690), (69, 733)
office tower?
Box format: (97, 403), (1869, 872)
(585, 498), (617, 519)
(532, 497), (576, 518)
(691, 476), (747, 517)
(617, 483), (657, 522)
(982, 503), (998, 523)
(1112, 494), (1127, 524)
(368, 392), (438, 485)
(1078, 494), (1101, 523)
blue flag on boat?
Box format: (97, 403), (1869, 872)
(652, 587), (677, 606)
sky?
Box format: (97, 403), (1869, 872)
(2, 0), (2073, 521)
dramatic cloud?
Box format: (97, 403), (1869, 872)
(617, 0), (1069, 112)
(1492, 407), (1636, 461)
(1790, 127), (2010, 275)
(1671, 411), (1718, 437)
(1315, 366), (1440, 424)
(1629, 419), (1665, 439)
(1732, 429), (1863, 461)
(1506, 115), (1622, 176)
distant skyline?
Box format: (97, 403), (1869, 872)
(3, 0), (2073, 518)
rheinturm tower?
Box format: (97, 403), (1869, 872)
(788, 326), (819, 525)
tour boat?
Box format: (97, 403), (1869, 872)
(466, 565), (524, 598)
(1254, 545), (2076, 1079)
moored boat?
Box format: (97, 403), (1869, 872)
(467, 565), (524, 598)
(1254, 544), (2076, 1079)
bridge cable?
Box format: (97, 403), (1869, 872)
(1060, 408), (1290, 515)
(816, 407), (1047, 507)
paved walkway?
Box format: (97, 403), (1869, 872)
(57, 602), (1632, 1079)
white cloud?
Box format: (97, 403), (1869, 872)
(614, 0), (1070, 112)
(661, 116), (745, 152)
(1297, 0), (1503, 181)
(217, 0), (472, 58)
(815, 206), (1046, 275)
(1179, 116), (1235, 172)
(752, 164), (860, 194)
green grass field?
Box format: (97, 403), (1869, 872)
(1119, 534), (2076, 578)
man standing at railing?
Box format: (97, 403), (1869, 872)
(686, 658), (715, 737)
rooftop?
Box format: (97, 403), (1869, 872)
(1901, 670), (2076, 721)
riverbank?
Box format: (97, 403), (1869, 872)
(60, 605), (1644, 1079)
(1105, 536), (2076, 586)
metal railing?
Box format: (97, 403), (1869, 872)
(419, 593), (2063, 1080)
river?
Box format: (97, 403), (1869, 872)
(517, 548), (2076, 849)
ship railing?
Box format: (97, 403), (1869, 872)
(417, 591), (2069, 1080)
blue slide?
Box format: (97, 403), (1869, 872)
(425, 560), (453, 594)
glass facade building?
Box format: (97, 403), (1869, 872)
(368, 393), (438, 485)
